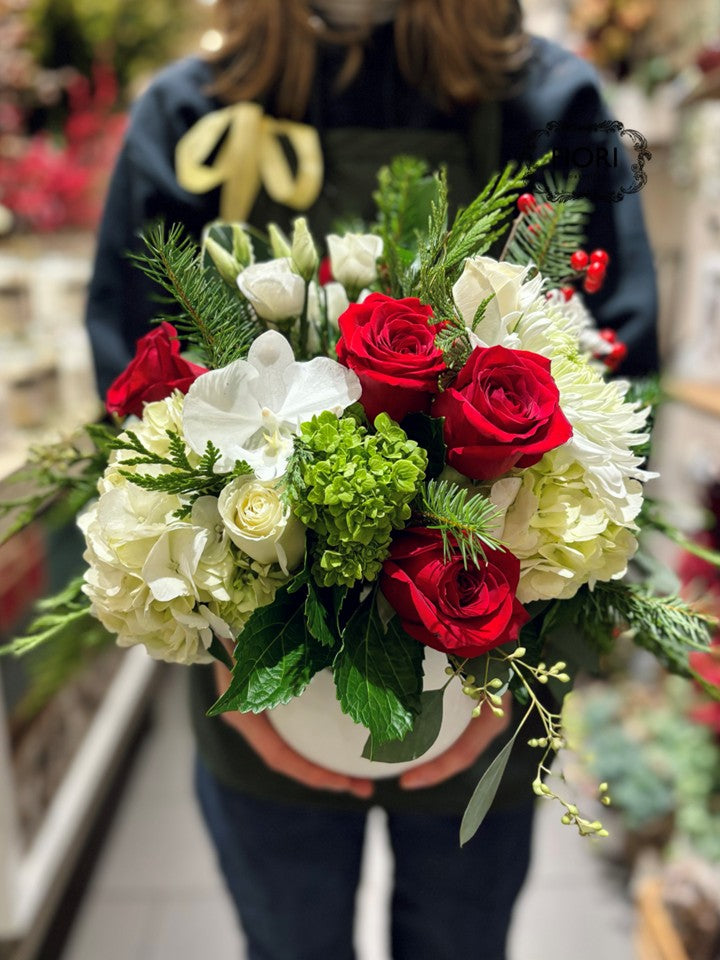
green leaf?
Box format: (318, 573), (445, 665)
(305, 580), (338, 648)
(362, 687), (444, 762)
(208, 636), (233, 670)
(401, 413), (447, 480)
(207, 586), (332, 715)
(333, 606), (424, 744)
(459, 730), (520, 846)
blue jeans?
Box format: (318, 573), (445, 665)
(195, 758), (534, 960)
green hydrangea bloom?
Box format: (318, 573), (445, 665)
(287, 412), (427, 587)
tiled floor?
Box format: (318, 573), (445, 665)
(60, 668), (635, 960)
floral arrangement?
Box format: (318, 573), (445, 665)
(2, 156), (719, 843)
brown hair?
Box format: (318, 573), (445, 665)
(207, 0), (530, 119)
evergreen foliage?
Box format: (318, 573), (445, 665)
(131, 223), (264, 368)
(109, 428), (253, 515)
(416, 479), (502, 566)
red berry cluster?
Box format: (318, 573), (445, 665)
(595, 328), (627, 372)
(570, 248), (609, 294)
(516, 193), (554, 236)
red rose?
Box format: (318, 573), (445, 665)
(432, 345), (572, 480)
(106, 323), (207, 417)
(336, 293), (445, 424)
(381, 528), (528, 658)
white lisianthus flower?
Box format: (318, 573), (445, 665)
(237, 258), (306, 321)
(306, 281), (350, 352)
(453, 256), (543, 347)
(490, 447), (638, 603)
(182, 329), (361, 477)
(290, 217), (319, 281)
(307, 281), (350, 330)
(218, 476), (305, 573)
(327, 233), (383, 290)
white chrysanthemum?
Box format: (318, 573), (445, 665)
(491, 447), (638, 603)
(503, 296), (653, 524)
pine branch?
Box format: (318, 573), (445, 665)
(130, 223), (263, 367)
(112, 429), (252, 514)
(416, 479), (502, 566)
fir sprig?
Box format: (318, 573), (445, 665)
(416, 479), (502, 566)
(505, 185), (592, 285)
(131, 223), (263, 367)
(111, 429), (252, 515)
(373, 156), (440, 298)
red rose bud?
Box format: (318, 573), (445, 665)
(318, 256), (333, 286)
(517, 193), (537, 213)
(590, 249), (610, 266)
(336, 293), (445, 424)
(431, 344), (572, 481)
(381, 529), (529, 658)
(570, 250), (589, 271)
(105, 322), (207, 418)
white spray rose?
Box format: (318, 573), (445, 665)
(237, 258), (306, 321)
(327, 233), (383, 290)
(218, 476), (305, 573)
(453, 256), (543, 346)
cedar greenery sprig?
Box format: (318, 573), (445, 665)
(416, 478), (502, 566)
(416, 152), (552, 311)
(131, 223), (264, 368)
(111, 429), (252, 516)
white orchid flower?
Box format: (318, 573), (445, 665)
(182, 330), (362, 477)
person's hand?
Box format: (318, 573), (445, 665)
(399, 693), (511, 791)
(214, 661), (374, 800)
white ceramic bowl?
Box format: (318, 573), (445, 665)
(268, 647), (472, 778)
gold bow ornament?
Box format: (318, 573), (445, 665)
(175, 102), (324, 221)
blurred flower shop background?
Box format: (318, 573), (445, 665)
(1, 1), (720, 959)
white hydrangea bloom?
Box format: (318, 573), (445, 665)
(78, 482), (281, 664)
(491, 447), (638, 603)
